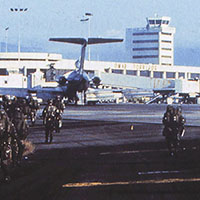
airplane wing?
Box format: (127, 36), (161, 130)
(0, 88), (30, 98)
(0, 87), (65, 101)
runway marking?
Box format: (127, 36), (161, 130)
(62, 178), (200, 188)
(100, 146), (198, 156)
(138, 170), (180, 175)
(100, 150), (140, 155)
(100, 149), (166, 155)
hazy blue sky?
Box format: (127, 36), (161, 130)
(0, 0), (200, 65)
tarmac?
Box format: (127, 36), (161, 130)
(61, 103), (200, 126)
(1, 103), (200, 200)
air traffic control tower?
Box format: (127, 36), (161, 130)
(126, 16), (176, 66)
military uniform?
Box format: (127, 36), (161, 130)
(0, 110), (13, 182)
(53, 96), (64, 132)
(162, 105), (173, 136)
(53, 96), (65, 113)
(175, 106), (186, 139)
(27, 97), (39, 126)
(43, 100), (57, 143)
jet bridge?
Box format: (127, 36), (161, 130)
(97, 71), (175, 90)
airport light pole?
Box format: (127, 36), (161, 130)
(5, 27), (9, 52)
(10, 8), (28, 58)
(80, 12), (93, 61)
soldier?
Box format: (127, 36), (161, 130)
(163, 105), (185, 156)
(2, 96), (12, 119)
(12, 107), (28, 163)
(0, 109), (12, 182)
(53, 96), (64, 132)
(19, 98), (30, 119)
(2, 95), (9, 110)
(13, 107), (28, 140)
(8, 96), (19, 121)
(53, 96), (65, 113)
(42, 99), (57, 143)
(162, 105), (173, 136)
(26, 96), (39, 126)
(175, 106), (186, 141)
(54, 109), (62, 133)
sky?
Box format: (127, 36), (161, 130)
(0, 0), (200, 65)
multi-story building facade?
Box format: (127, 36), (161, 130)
(126, 16), (176, 66)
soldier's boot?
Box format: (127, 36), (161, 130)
(56, 125), (60, 133)
(45, 131), (49, 143)
(17, 143), (25, 165)
(11, 149), (17, 167)
(49, 133), (53, 144)
(1, 164), (11, 183)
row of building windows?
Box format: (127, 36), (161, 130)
(161, 40), (172, 43)
(161, 63), (172, 66)
(0, 58), (18, 61)
(111, 69), (200, 80)
(161, 55), (172, 58)
(132, 47), (159, 51)
(132, 32), (158, 36)
(149, 20), (169, 25)
(161, 32), (172, 36)
(161, 48), (172, 51)
(132, 39), (172, 44)
(0, 66), (199, 81)
(132, 55), (158, 59)
(131, 47), (172, 52)
(132, 32), (172, 37)
(132, 40), (158, 43)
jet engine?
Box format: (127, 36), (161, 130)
(92, 76), (101, 88)
(57, 76), (67, 86)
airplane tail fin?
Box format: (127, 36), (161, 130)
(49, 37), (123, 45)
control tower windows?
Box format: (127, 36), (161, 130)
(162, 20), (169, 25)
(156, 20), (162, 25)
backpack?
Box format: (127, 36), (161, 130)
(46, 106), (56, 118)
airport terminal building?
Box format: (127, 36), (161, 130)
(126, 16), (175, 66)
(0, 51), (200, 92)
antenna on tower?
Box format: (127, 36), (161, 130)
(154, 13), (158, 17)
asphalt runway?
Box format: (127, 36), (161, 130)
(1, 103), (200, 200)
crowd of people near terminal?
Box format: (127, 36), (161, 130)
(0, 94), (65, 183)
